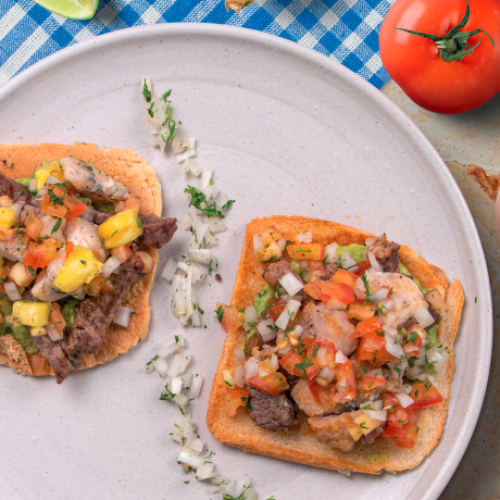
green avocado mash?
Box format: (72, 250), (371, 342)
(253, 285), (275, 315)
(337, 244), (368, 264)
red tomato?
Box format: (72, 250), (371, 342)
(223, 387), (250, 417)
(287, 243), (324, 261)
(353, 261), (370, 276)
(247, 373), (289, 396)
(24, 239), (59, 269)
(363, 375), (387, 391)
(403, 335), (423, 356)
(49, 302), (66, 336)
(24, 211), (43, 240)
(302, 338), (336, 360)
(269, 303), (286, 322)
(64, 195), (87, 219)
(382, 422), (417, 448)
(305, 364), (322, 382)
(388, 406), (412, 427)
(65, 241), (75, 259)
(303, 281), (354, 305)
(279, 350), (305, 378)
(380, 0), (500, 113)
(330, 269), (358, 289)
(335, 361), (357, 401)
(111, 244), (133, 263)
(349, 316), (383, 338)
(409, 382), (444, 409)
(355, 332), (396, 367)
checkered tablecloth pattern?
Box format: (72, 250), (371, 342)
(0, 0), (394, 88)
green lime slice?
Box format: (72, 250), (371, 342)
(33, 0), (99, 20)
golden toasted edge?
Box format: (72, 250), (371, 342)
(0, 142), (163, 378)
(207, 216), (464, 473)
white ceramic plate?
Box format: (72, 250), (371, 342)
(0, 24), (491, 500)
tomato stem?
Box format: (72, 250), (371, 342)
(395, 0), (495, 62)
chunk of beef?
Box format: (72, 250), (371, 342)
(33, 335), (74, 384)
(62, 254), (146, 359)
(320, 263), (340, 281)
(426, 301), (441, 326)
(278, 366), (300, 391)
(248, 386), (296, 431)
(308, 413), (355, 451)
(367, 234), (400, 268)
(93, 211), (112, 225)
(139, 214), (177, 249)
(0, 171), (30, 203)
(360, 422), (386, 445)
(263, 259), (302, 289)
(383, 245), (401, 273)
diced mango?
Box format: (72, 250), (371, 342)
(97, 209), (144, 249)
(12, 301), (51, 327)
(35, 161), (64, 190)
(352, 411), (383, 436)
(223, 367), (236, 388)
(0, 208), (16, 229)
(257, 241), (282, 262)
(53, 245), (103, 293)
(9, 262), (36, 287)
(345, 420), (364, 442)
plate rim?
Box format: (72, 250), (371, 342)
(0, 22), (492, 500)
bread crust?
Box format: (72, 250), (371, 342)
(207, 216), (464, 473)
(0, 142), (162, 378)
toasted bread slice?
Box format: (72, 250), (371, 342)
(0, 142), (162, 378)
(207, 216), (464, 473)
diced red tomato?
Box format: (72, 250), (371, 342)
(65, 241), (75, 259)
(40, 185), (87, 219)
(279, 350), (305, 378)
(219, 303), (243, 334)
(247, 372), (289, 396)
(223, 387), (250, 417)
(0, 266), (8, 280)
(305, 364), (322, 382)
(303, 281), (354, 305)
(353, 261), (370, 276)
(86, 274), (113, 296)
(259, 226), (283, 247)
(403, 335), (423, 356)
(382, 392), (414, 427)
(347, 299), (376, 321)
(330, 269), (358, 289)
(269, 303), (286, 322)
(49, 302), (66, 336)
(287, 243), (324, 261)
(24, 239), (59, 269)
(408, 382), (444, 409)
(363, 375), (387, 391)
(355, 331), (396, 367)
(24, 211), (43, 240)
(63, 195), (87, 219)
(382, 423), (418, 449)
(111, 244), (133, 263)
(302, 338), (336, 360)
(334, 361), (357, 402)
(349, 316), (383, 338)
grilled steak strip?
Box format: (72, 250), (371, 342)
(33, 335), (74, 384)
(0, 171), (30, 203)
(248, 386), (296, 431)
(63, 254), (146, 359)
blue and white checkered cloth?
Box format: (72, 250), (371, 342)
(0, 0), (394, 88)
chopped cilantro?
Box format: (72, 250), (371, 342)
(216, 305), (224, 323)
(142, 79), (152, 102)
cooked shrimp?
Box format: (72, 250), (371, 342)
(312, 304), (357, 355)
(64, 217), (106, 262)
(0, 228), (27, 262)
(290, 379), (327, 417)
(32, 269), (69, 302)
(367, 272), (427, 336)
(61, 156), (129, 201)
(308, 413), (355, 451)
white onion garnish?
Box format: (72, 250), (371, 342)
(196, 461), (215, 480)
(200, 168), (214, 189)
(276, 237), (287, 251)
(177, 450), (203, 469)
(113, 306), (131, 328)
(318, 365), (335, 384)
(372, 400), (383, 411)
(4, 282), (21, 301)
(364, 410), (387, 422)
(171, 377), (184, 395)
(279, 273), (304, 296)
(275, 299), (301, 330)
(46, 324), (63, 341)
(324, 243), (338, 264)
(188, 249), (211, 264)
(10, 201), (25, 224)
(245, 357), (259, 380)
(367, 251), (383, 272)
(176, 150), (196, 163)
(243, 305), (259, 331)
(28, 178), (37, 192)
(257, 318), (277, 342)
(189, 374), (204, 398)
(296, 231), (312, 244)
(413, 307), (435, 328)
(394, 391), (414, 409)
(209, 220), (226, 234)
(253, 234), (264, 255)
(102, 256), (121, 278)
(152, 357), (168, 378)
(234, 365), (246, 388)
(369, 288), (389, 301)
(336, 350), (350, 364)
(385, 335), (404, 358)
(162, 258), (178, 282)
(340, 249), (357, 271)
(170, 275), (186, 295)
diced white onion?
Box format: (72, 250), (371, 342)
(296, 231), (312, 244)
(188, 249), (211, 264)
(162, 258), (178, 282)
(324, 243), (338, 264)
(113, 306), (130, 328)
(289, 325), (304, 338)
(176, 150), (196, 163)
(102, 256), (121, 278)
(427, 345), (449, 374)
(177, 261), (190, 273)
(257, 318), (277, 342)
(153, 357), (168, 378)
(204, 229), (217, 248)
(369, 288), (389, 301)
(385, 335), (404, 358)
(372, 400), (383, 411)
(190, 308), (201, 327)
(278, 273), (304, 296)
(414, 307), (435, 328)
(367, 251), (383, 272)
(275, 299), (301, 330)
(406, 365), (424, 380)
(4, 282), (21, 301)
(364, 410), (387, 422)
(234, 365), (246, 388)
(234, 348), (246, 365)
(45, 175), (60, 185)
(245, 357), (259, 380)
(172, 291), (187, 316)
(28, 179), (37, 192)
(177, 450), (203, 469)
(336, 351), (349, 364)
(200, 169), (214, 189)
(167, 353), (191, 378)
(394, 391), (414, 408)
(10, 201), (25, 224)
(182, 372), (194, 388)
(243, 305), (259, 331)
(253, 234), (264, 255)
(277, 237), (287, 251)
(326, 299), (347, 311)
(340, 249), (357, 271)
(170, 275), (186, 294)
(46, 324), (63, 341)
(318, 365), (335, 384)
(171, 377), (184, 395)
(209, 220), (226, 234)
(189, 374), (204, 398)
(196, 461), (215, 480)
(187, 437), (204, 453)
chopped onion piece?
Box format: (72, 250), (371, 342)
(279, 273), (304, 296)
(177, 450), (203, 469)
(277, 237), (287, 251)
(243, 305), (259, 331)
(4, 282), (21, 301)
(257, 318), (277, 341)
(340, 249), (357, 272)
(177, 261), (190, 273)
(182, 372), (193, 388)
(296, 231), (313, 244)
(162, 258), (178, 282)
(234, 365), (246, 388)
(245, 357), (259, 380)
(170, 275), (186, 295)
(253, 234), (264, 255)
(275, 299), (301, 330)
(113, 306), (130, 328)
(10, 201), (25, 224)
(171, 291), (187, 316)
(318, 365), (335, 384)
(394, 391), (414, 409)
(367, 251), (383, 272)
(385, 335), (404, 358)
(176, 149), (196, 163)
(189, 249), (211, 264)
(414, 307), (435, 328)
(336, 350), (349, 364)
(234, 348), (246, 365)
(364, 410), (387, 422)
(372, 400), (383, 411)
(28, 178), (37, 192)
(190, 308), (201, 327)
(152, 357), (168, 378)
(187, 437), (204, 453)
(209, 220), (226, 233)
(102, 256), (121, 278)
(196, 461), (215, 480)
(189, 374), (204, 398)
(46, 324), (63, 341)
(200, 168), (214, 189)
(369, 288), (389, 301)
(167, 353), (191, 378)
(171, 377), (184, 395)
(190, 265), (205, 284)
(204, 229), (217, 248)
(324, 243), (338, 264)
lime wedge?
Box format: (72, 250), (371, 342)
(33, 0), (99, 20)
